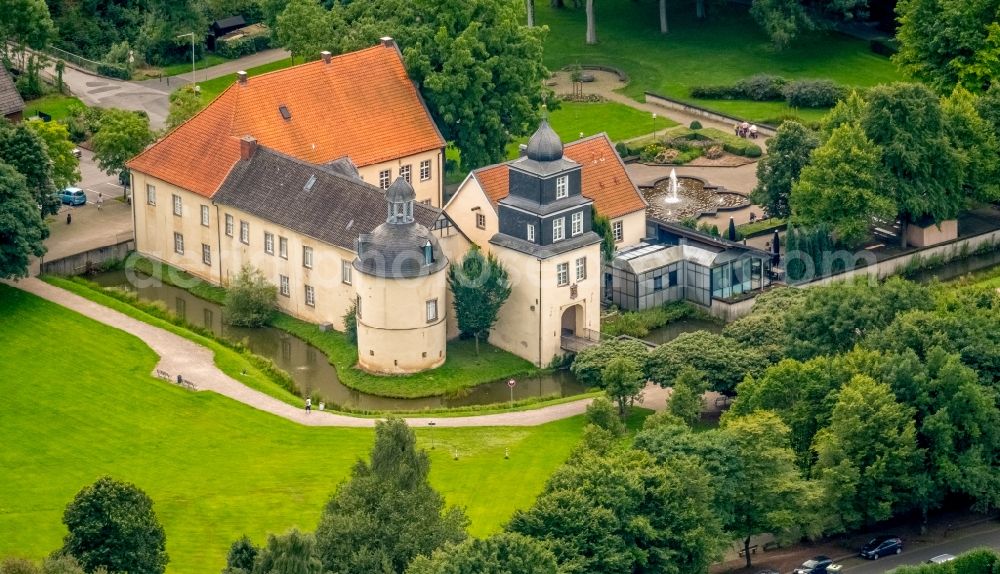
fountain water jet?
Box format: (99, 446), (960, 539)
(665, 168), (681, 204)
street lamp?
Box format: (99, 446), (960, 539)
(652, 112), (657, 136)
(176, 32), (196, 88)
(428, 421), (436, 449)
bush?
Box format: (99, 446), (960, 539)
(224, 265), (278, 327)
(615, 141), (629, 157)
(705, 144), (723, 159)
(734, 74), (787, 101)
(586, 396), (626, 436)
(96, 62), (131, 80)
(215, 33), (272, 59)
(690, 84), (742, 99)
(640, 142), (665, 162)
(782, 79), (845, 108)
(343, 299), (358, 343)
(689, 120), (702, 130)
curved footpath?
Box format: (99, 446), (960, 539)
(12, 277), (650, 427)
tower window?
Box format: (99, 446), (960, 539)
(556, 262), (569, 286)
(576, 256), (587, 281)
(556, 175), (569, 199)
(526, 223), (535, 243)
(426, 299), (438, 322)
(571, 211), (583, 236)
(553, 217), (565, 242)
(423, 240), (434, 265)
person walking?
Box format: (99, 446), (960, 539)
(66, 212), (72, 225)
(305, 397), (311, 413)
(96, 192), (103, 211)
(749, 124), (758, 139)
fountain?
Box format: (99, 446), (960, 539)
(665, 168), (680, 204)
(641, 174), (750, 221)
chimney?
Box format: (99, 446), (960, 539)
(380, 36), (395, 48)
(240, 135), (257, 161)
(236, 70), (247, 85)
(320, 51), (331, 64)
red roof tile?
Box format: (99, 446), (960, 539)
(128, 44), (444, 198)
(473, 134), (646, 219)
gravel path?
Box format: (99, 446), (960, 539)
(11, 277), (603, 428)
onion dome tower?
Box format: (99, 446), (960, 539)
(354, 178), (448, 373)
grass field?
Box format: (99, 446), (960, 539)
(536, 0), (905, 122)
(161, 53), (230, 77)
(23, 94), (83, 122)
(0, 285), (585, 573)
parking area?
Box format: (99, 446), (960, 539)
(74, 147), (128, 203)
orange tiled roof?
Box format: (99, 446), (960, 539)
(473, 134), (647, 219)
(128, 43), (445, 198)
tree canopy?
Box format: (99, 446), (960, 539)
(314, 418), (467, 574)
(0, 121), (60, 216)
(91, 109), (154, 176)
(0, 161), (48, 279)
(25, 119), (80, 193)
(647, 331), (768, 395)
(752, 120), (819, 218)
(61, 476), (168, 574)
(571, 338), (650, 388)
(406, 533), (558, 574)
(447, 246), (511, 353)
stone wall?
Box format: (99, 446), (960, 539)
(644, 91), (778, 136)
(40, 240), (135, 276)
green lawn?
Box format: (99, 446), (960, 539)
(537, 0), (905, 123)
(161, 53), (231, 77)
(23, 94), (83, 122)
(0, 284), (584, 573)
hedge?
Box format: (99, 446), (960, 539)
(216, 34), (271, 59)
(96, 62), (131, 80)
(691, 74), (847, 109)
(782, 79), (846, 108)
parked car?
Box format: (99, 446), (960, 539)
(860, 535), (903, 559)
(792, 556), (833, 574)
(927, 554), (956, 564)
(58, 187), (87, 206)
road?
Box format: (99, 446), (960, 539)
(839, 523), (1000, 574)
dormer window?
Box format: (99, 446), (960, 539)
(556, 175), (569, 199)
(423, 240), (433, 264)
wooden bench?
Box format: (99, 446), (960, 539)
(738, 545), (759, 558)
(155, 369), (171, 380)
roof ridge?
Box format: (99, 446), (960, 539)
(236, 44), (387, 83)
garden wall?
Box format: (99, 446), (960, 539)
(40, 239), (134, 276)
(644, 92), (777, 136)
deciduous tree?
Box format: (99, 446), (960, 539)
(92, 108), (153, 177)
(61, 476), (168, 574)
(647, 331), (768, 395)
(166, 85), (203, 130)
(252, 530), (322, 574)
(224, 265), (278, 327)
(406, 533), (558, 574)
(25, 118), (80, 192)
(315, 418), (467, 574)
(223, 535), (259, 574)
(941, 86), (1000, 204)
(0, 121), (59, 215)
(812, 375), (921, 533)
(274, 0), (336, 61)
(752, 121), (819, 218)
(601, 355), (645, 418)
(571, 338), (650, 387)
(447, 246), (511, 354)
(0, 162), (48, 279)
(667, 367), (706, 426)
(791, 123), (894, 247)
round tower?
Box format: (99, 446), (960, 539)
(353, 178), (448, 373)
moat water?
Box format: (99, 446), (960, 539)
(91, 271), (587, 411)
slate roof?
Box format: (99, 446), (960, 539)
(0, 68), (25, 118)
(472, 133), (647, 219)
(213, 146), (440, 252)
(128, 42), (444, 198)
(356, 219), (447, 279)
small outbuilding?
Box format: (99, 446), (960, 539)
(0, 68), (25, 122)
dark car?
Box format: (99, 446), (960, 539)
(860, 535), (903, 559)
(793, 556), (833, 574)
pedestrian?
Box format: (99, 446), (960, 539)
(66, 212), (72, 225)
(305, 397), (311, 413)
(96, 192), (103, 211)
(741, 121), (750, 138)
(749, 212), (757, 224)
(734, 122), (740, 137)
(749, 124), (758, 139)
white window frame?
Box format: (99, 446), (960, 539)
(612, 220), (624, 242)
(172, 194), (182, 216)
(225, 214), (233, 237)
(279, 275), (290, 297)
(476, 212), (486, 229)
(420, 159), (431, 181)
(146, 184), (156, 205)
(200, 205), (210, 227)
(400, 164), (412, 183)
(342, 260), (352, 285)
(303, 246), (313, 269)
(556, 262), (569, 286)
(426, 299), (438, 322)
(279, 236), (288, 259)
(571, 211), (583, 236)
(202, 243), (211, 265)
(240, 221), (250, 245)
(526, 223), (535, 243)
(173, 232), (184, 254)
(552, 217), (565, 242)
(576, 256), (587, 281)
(264, 232), (274, 255)
(555, 175), (569, 200)
(304, 284), (315, 307)
(378, 169), (391, 189)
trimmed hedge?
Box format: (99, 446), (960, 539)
(734, 74), (786, 101)
(782, 79), (845, 108)
(96, 62), (131, 80)
(216, 34), (271, 59)
(691, 74), (847, 109)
